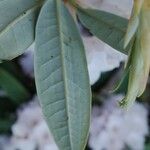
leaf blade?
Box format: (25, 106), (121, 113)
(0, 0), (43, 60)
(77, 8), (129, 54)
(35, 0), (91, 149)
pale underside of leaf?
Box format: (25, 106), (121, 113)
(0, 0), (43, 60)
(124, 16), (139, 48)
(35, 0), (91, 150)
(77, 8), (129, 54)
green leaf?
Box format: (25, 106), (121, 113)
(0, 0), (44, 60)
(77, 8), (129, 54)
(119, 37), (144, 108)
(35, 0), (91, 150)
(145, 143), (150, 150)
(124, 0), (144, 48)
(113, 67), (130, 94)
(0, 118), (14, 133)
(0, 68), (30, 104)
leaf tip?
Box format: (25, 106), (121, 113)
(118, 96), (135, 109)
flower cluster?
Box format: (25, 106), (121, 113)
(1, 95), (148, 150)
(3, 97), (58, 150)
(89, 95), (148, 150)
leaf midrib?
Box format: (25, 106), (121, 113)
(56, 0), (72, 149)
(0, 2), (43, 36)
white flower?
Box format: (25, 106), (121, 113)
(3, 96), (58, 150)
(43, 144), (58, 150)
(5, 137), (37, 150)
(0, 136), (10, 150)
(19, 44), (34, 78)
(77, 0), (133, 18)
(89, 95), (148, 150)
(83, 36), (127, 84)
(12, 99), (43, 138)
(1, 94), (148, 150)
(30, 121), (58, 150)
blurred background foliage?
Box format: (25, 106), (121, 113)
(0, 57), (35, 134)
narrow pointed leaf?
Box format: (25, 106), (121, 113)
(138, 0), (150, 96)
(35, 0), (91, 150)
(119, 37), (143, 108)
(0, 0), (43, 60)
(77, 8), (129, 54)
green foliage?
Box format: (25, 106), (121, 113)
(77, 8), (128, 54)
(0, 67), (30, 104)
(0, 118), (14, 134)
(0, 61), (31, 134)
(0, 0), (149, 149)
(145, 143), (150, 150)
(124, 0), (144, 48)
(119, 0), (150, 107)
(35, 0), (91, 149)
(0, 0), (43, 60)
(113, 67), (129, 94)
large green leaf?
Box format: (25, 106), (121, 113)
(77, 8), (129, 54)
(35, 0), (91, 150)
(0, 0), (44, 60)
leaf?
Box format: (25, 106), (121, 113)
(0, 68), (30, 104)
(35, 0), (91, 150)
(138, 0), (150, 96)
(77, 8), (129, 54)
(145, 143), (150, 150)
(119, 36), (143, 108)
(124, 0), (144, 48)
(120, 1), (150, 108)
(0, 118), (14, 133)
(0, 0), (44, 60)
(112, 66), (130, 94)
